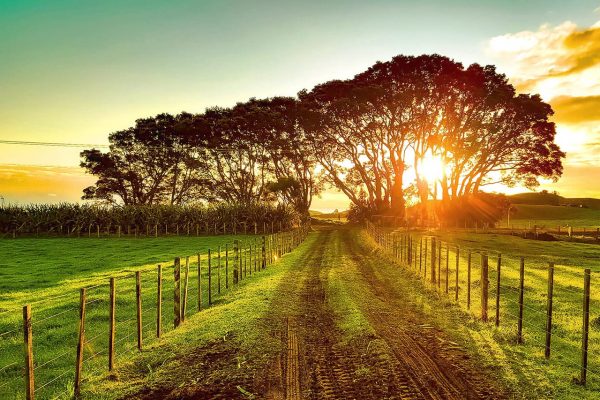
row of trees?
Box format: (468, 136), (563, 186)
(81, 54), (564, 221)
(81, 98), (319, 214)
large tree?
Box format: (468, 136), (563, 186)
(81, 113), (209, 205)
(192, 97), (320, 213)
(300, 54), (564, 217)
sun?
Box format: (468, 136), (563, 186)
(418, 154), (445, 182)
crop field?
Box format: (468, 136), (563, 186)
(0, 234), (261, 399)
(386, 228), (600, 398)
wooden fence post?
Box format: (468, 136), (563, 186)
(174, 258), (181, 328)
(157, 265), (162, 338)
(496, 254), (501, 327)
(208, 249), (212, 305)
(136, 271), (142, 350)
(419, 238), (423, 272)
(455, 247), (459, 301)
(182, 257), (190, 321)
(517, 257), (524, 344)
(545, 262), (554, 358)
(430, 238), (436, 284)
(108, 278), (116, 370)
(581, 268), (591, 385)
(217, 247), (221, 294)
(225, 244), (229, 289)
(423, 239), (428, 279)
(262, 236), (266, 270)
(234, 240), (239, 284)
(445, 246), (449, 294)
(467, 251), (472, 310)
(23, 304), (34, 400)
(481, 254), (489, 322)
(74, 288), (87, 397)
(248, 244), (253, 275)
(438, 243), (442, 290)
(197, 254), (202, 311)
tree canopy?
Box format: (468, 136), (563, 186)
(81, 54), (564, 220)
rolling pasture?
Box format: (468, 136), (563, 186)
(503, 204), (600, 229)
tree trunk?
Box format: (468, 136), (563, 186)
(390, 171), (405, 218)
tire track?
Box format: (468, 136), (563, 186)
(340, 228), (506, 399)
(264, 228), (429, 399)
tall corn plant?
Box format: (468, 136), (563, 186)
(0, 202), (299, 236)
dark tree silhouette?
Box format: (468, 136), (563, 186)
(81, 54), (564, 221)
(299, 54), (564, 217)
(80, 113), (209, 205)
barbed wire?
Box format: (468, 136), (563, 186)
(34, 369), (72, 394)
(34, 350), (72, 371)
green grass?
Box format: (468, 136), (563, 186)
(0, 234), (264, 399)
(502, 204), (600, 229)
(386, 228), (600, 398)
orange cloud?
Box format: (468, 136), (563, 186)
(486, 20), (600, 100)
(555, 25), (600, 77)
(486, 17), (600, 179)
(0, 165), (94, 204)
(551, 95), (600, 124)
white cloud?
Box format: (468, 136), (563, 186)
(486, 19), (600, 101)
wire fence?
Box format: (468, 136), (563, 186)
(366, 221), (600, 390)
(0, 224), (309, 399)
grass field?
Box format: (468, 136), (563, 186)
(501, 204), (600, 229)
(0, 234), (263, 399)
(387, 228), (600, 398)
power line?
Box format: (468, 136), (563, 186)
(0, 139), (255, 154)
(0, 139), (109, 148)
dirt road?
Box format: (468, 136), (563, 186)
(259, 227), (505, 400)
(128, 227), (507, 399)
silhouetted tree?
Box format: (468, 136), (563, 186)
(300, 54), (564, 218)
(80, 113), (209, 205)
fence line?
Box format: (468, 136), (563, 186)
(366, 221), (599, 388)
(0, 223), (310, 399)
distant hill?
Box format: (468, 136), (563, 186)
(310, 209), (349, 220)
(509, 192), (600, 210)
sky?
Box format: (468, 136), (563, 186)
(1, 0), (599, 210)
